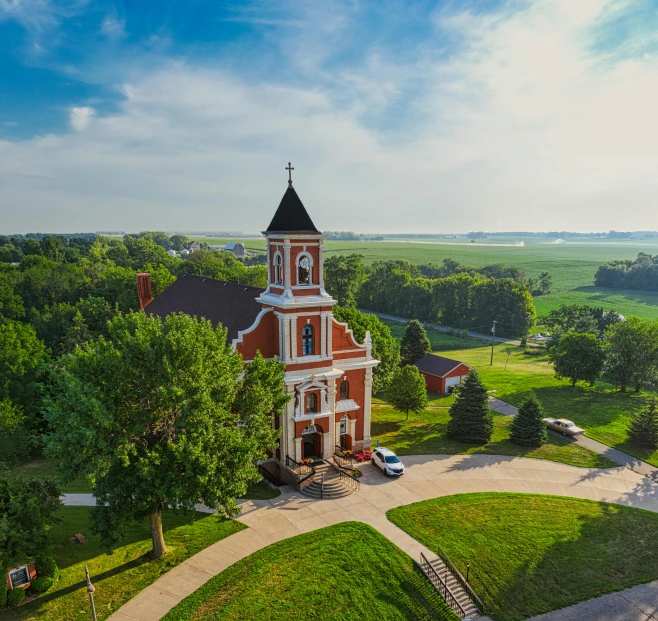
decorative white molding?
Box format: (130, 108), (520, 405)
(290, 315), (298, 362)
(232, 307), (273, 350)
(331, 317), (368, 352)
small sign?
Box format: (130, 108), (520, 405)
(9, 566), (30, 589)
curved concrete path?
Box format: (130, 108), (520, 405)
(61, 454), (658, 621)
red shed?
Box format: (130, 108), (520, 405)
(414, 354), (471, 394)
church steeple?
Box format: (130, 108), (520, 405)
(265, 185), (320, 234)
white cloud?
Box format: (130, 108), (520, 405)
(69, 106), (94, 131)
(100, 15), (125, 39)
(2, 0), (658, 233)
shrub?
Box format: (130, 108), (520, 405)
(0, 577), (7, 607)
(353, 450), (372, 462)
(35, 556), (60, 580)
(31, 576), (54, 593)
(7, 587), (25, 607)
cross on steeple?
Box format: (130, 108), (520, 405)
(285, 162), (294, 187)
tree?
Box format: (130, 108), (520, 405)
(324, 254), (365, 307)
(400, 319), (431, 366)
(386, 365), (428, 420)
(169, 234), (190, 252)
(510, 395), (547, 448)
(628, 400), (658, 449)
(447, 369), (493, 444)
(0, 472), (62, 571)
(528, 271), (552, 296)
(549, 332), (605, 387)
(44, 312), (286, 558)
(332, 306), (400, 393)
(0, 399), (30, 465)
(604, 318), (658, 392)
(545, 304), (600, 338)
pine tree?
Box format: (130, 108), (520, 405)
(629, 400), (658, 449)
(400, 319), (431, 366)
(510, 395), (548, 448)
(447, 369), (493, 444)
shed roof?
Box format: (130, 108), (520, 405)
(145, 274), (264, 342)
(265, 187), (320, 234)
(414, 354), (470, 377)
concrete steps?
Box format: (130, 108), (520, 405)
(425, 556), (482, 619)
(299, 462), (357, 499)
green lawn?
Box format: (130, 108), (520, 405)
(4, 507), (244, 621)
(371, 402), (616, 468)
(433, 344), (658, 466)
(162, 522), (458, 621)
(388, 493), (658, 621)
(382, 318), (490, 351)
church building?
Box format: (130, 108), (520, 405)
(142, 168), (379, 466)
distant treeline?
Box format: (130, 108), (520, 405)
(595, 253), (658, 292)
(324, 256), (535, 338)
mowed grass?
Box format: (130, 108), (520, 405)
(189, 237), (658, 320)
(383, 319), (490, 351)
(371, 403), (616, 468)
(4, 507), (244, 621)
(433, 344), (658, 466)
(388, 493), (658, 621)
(162, 522), (457, 621)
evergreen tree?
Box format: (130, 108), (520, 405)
(387, 365), (428, 420)
(447, 369), (493, 444)
(629, 400), (658, 449)
(510, 395), (548, 448)
(400, 319), (431, 366)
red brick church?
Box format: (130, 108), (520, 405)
(142, 170), (379, 465)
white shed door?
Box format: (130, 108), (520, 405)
(445, 376), (460, 393)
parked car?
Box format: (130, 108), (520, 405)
(543, 418), (585, 436)
(371, 448), (405, 476)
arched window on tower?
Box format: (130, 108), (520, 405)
(273, 253), (283, 285)
(339, 379), (349, 400)
(302, 325), (314, 356)
(306, 393), (318, 413)
(298, 255), (311, 285)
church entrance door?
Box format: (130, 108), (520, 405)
(301, 425), (322, 460)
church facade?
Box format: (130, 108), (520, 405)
(143, 173), (379, 464)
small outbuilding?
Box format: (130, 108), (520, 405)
(414, 354), (471, 394)
(224, 241), (246, 257)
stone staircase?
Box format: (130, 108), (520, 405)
(299, 461), (357, 499)
(422, 554), (484, 620)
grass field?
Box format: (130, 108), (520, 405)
(161, 522), (458, 621)
(430, 344), (658, 466)
(371, 401), (616, 468)
(382, 319), (490, 350)
(4, 507), (244, 621)
(388, 493), (658, 621)
(192, 236), (658, 320)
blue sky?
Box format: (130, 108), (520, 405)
(1, 0), (658, 233)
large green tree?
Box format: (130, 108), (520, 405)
(447, 369), (493, 444)
(323, 254), (365, 307)
(604, 318), (658, 392)
(400, 319), (431, 366)
(386, 365), (428, 420)
(332, 306), (400, 393)
(510, 395), (547, 448)
(549, 332), (605, 387)
(44, 312), (287, 558)
(628, 400), (658, 449)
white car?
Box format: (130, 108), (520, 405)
(371, 448), (405, 476)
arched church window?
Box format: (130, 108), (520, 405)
(298, 255), (311, 285)
(306, 393), (318, 413)
(273, 253), (283, 285)
(302, 325), (314, 356)
(339, 379), (349, 400)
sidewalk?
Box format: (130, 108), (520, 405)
(488, 396), (658, 481)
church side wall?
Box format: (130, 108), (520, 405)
(235, 311), (279, 360)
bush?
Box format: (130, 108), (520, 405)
(7, 587), (25, 607)
(0, 577), (7, 607)
(31, 576), (54, 593)
(353, 449), (372, 462)
(35, 556), (59, 580)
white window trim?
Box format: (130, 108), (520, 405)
(296, 251), (314, 286)
(272, 251), (283, 285)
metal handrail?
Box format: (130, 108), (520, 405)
(285, 456), (315, 484)
(420, 552), (467, 619)
(258, 464), (282, 487)
(333, 448), (356, 469)
(329, 456), (361, 492)
(435, 545), (485, 615)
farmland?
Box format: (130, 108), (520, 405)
(188, 235), (658, 320)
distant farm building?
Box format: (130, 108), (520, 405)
(224, 241), (246, 256)
(414, 354), (471, 394)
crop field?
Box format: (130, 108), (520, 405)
(190, 235), (658, 320)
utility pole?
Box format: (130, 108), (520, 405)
(490, 320), (497, 366)
(85, 566), (97, 621)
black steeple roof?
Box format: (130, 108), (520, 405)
(265, 186), (320, 234)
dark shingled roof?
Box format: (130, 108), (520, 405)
(266, 187), (320, 234)
(414, 354), (470, 377)
(145, 275), (264, 342)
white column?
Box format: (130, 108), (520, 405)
(320, 312), (328, 357)
(319, 239), (325, 289)
(283, 238), (292, 295)
(294, 437), (302, 462)
(265, 242), (271, 286)
(363, 367), (374, 448)
(326, 314), (333, 357)
(326, 379), (337, 454)
(290, 315), (298, 361)
(280, 315), (290, 362)
(283, 384), (296, 459)
(322, 432), (331, 459)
